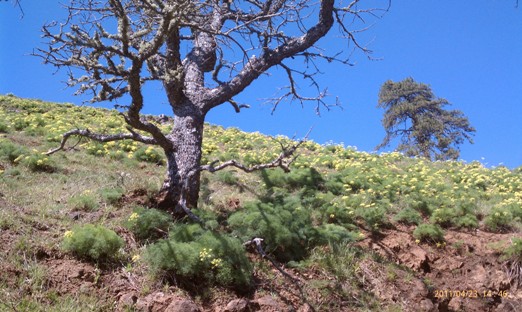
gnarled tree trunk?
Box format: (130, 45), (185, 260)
(157, 104), (205, 214)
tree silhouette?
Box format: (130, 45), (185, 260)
(376, 77), (475, 161)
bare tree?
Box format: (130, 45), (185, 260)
(35, 0), (387, 217)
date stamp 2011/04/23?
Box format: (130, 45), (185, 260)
(433, 289), (509, 299)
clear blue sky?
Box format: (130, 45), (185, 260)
(1, 1), (521, 168)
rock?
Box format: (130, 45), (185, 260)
(224, 299), (249, 312)
(433, 257), (464, 272)
(405, 278), (428, 300)
(447, 297), (463, 311)
(485, 269), (510, 290)
(69, 211), (82, 220)
(118, 292), (138, 311)
(135, 292), (173, 312)
(470, 264), (487, 286)
(297, 303), (313, 312)
(495, 300), (519, 312)
(419, 299), (435, 312)
(253, 296), (281, 311)
(398, 245), (429, 272)
(165, 299), (200, 312)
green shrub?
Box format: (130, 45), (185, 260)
(394, 207), (422, 225)
(324, 173), (345, 195)
(146, 224), (252, 290)
(126, 207), (172, 241)
(46, 133), (63, 142)
(216, 170), (238, 185)
(133, 146), (164, 164)
(357, 205), (387, 232)
(485, 207), (513, 232)
(2, 167), (21, 177)
(12, 117), (30, 130)
(413, 224), (445, 244)
(506, 202), (522, 221)
(0, 140), (26, 163)
(25, 126), (46, 136)
(85, 142), (107, 157)
(19, 152), (56, 172)
(62, 224), (124, 261)
(310, 224), (359, 246)
(455, 214), (479, 229)
(286, 167), (324, 190)
(322, 201), (356, 226)
(0, 122), (9, 133)
(69, 190), (99, 211)
(107, 150), (126, 160)
(100, 187), (124, 205)
(227, 198), (313, 262)
(260, 168), (324, 191)
(502, 237), (522, 261)
(405, 195), (434, 216)
(430, 207), (457, 227)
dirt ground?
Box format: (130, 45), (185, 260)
(2, 219), (521, 312)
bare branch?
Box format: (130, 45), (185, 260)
(206, 0), (337, 110)
(200, 129), (311, 174)
(244, 237), (302, 285)
(46, 128), (157, 155)
(228, 99), (250, 113)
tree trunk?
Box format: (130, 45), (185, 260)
(156, 107), (205, 215)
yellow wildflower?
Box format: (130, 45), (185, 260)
(128, 212), (139, 222)
(211, 258), (223, 268)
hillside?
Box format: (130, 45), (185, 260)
(0, 94), (521, 312)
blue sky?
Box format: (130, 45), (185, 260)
(1, 1), (521, 168)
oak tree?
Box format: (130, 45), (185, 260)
(36, 0), (386, 218)
(376, 77), (475, 160)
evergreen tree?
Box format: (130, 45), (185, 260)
(376, 78), (475, 160)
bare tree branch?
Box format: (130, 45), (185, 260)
(244, 237), (301, 284)
(200, 129), (311, 174)
(228, 99), (250, 113)
(46, 128), (157, 155)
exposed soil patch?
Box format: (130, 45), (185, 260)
(357, 226), (522, 311)
(45, 258), (98, 295)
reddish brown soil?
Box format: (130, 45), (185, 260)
(356, 226), (522, 312)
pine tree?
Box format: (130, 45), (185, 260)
(376, 78), (475, 160)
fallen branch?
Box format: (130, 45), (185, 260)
(243, 237), (301, 284)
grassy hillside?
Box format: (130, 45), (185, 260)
(1, 94), (521, 311)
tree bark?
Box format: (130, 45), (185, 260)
(157, 104), (205, 214)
